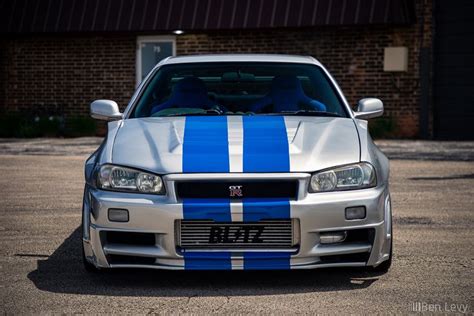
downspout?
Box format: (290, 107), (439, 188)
(418, 0), (433, 139)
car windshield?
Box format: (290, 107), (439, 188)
(130, 62), (348, 118)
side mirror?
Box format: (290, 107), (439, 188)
(90, 100), (123, 121)
(354, 98), (384, 119)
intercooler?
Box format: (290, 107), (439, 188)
(177, 219), (298, 250)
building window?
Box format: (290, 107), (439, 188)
(136, 36), (176, 86)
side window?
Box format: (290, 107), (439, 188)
(136, 36), (176, 87)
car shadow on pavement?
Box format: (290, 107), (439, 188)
(28, 227), (382, 297)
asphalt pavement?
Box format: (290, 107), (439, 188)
(0, 139), (473, 314)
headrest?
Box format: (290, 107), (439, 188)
(271, 75), (303, 92)
(173, 77), (207, 95)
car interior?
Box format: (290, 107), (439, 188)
(131, 63), (347, 118)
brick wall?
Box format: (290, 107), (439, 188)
(0, 0), (432, 138)
(0, 36), (136, 116)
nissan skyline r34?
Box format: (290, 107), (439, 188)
(82, 54), (392, 272)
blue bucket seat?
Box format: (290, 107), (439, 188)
(151, 77), (216, 115)
(249, 75), (326, 113)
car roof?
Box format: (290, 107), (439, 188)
(158, 54), (322, 67)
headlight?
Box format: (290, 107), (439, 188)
(97, 165), (164, 194)
(309, 162), (376, 192)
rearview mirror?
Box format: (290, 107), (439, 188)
(90, 100), (123, 121)
(354, 98), (384, 119)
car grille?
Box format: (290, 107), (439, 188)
(176, 180), (298, 199)
(177, 220), (295, 250)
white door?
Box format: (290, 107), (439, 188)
(136, 36), (176, 86)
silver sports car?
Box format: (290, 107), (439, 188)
(83, 54), (392, 272)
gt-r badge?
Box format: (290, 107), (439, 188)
(229, 185), (243, 197)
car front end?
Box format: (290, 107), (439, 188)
(82, 54), (392, 271)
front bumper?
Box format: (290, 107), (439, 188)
(83, 173), (392, 270)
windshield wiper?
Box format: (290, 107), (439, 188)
(264, 110), (343, 117)
(159, 108), (224, 117)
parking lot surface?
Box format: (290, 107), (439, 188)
(0, 140), (473, 314)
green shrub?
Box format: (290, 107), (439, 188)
(369, 116), (397, 139)
(0, 113), (96, 138)
(37, 116), (62, 137)
(64, 116), (97, 137)
(17, 121), (41, 138)
(0, 113), (24, 137)
(0, 113), (56, 137)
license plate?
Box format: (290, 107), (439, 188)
(209, 225), (264, 244)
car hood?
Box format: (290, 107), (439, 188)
(111, 116), (360, 174)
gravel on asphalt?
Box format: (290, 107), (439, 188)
(0, 154), (472, 314)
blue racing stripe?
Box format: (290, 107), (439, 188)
(183, 198), (231, 222)
(242, 116), (291, 269)
(242, 198), (292, 269)
(182, 198), (232, 270)
(183, 116), (229, 172)
(242, 198), (290, 222)
(184, 252), (232, 270)
(182, 116), (231, 270)
(242, 116), (290, 172)
(243, 252), (291, 270)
